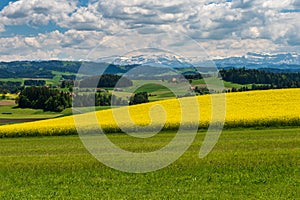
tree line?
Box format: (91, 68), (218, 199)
(0, 81), (23, 94)
(220, 68), (300, 88)
(16, 86), (149, 112)
(73, 92), (128, 107)
(79, 74), (133, 88)
(72, 91), (149, 107)
(0, 79), (47, 94)
(24, 80), (46, 86)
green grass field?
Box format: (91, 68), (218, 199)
(0, 127), (299, 199)
(0, 105), (62, 119)
(121, 80), (191, 101)
(0, 71), (76, 87)
(0, 78), (24, 83)
(116, 82), (175, 101)
(0, 103), (114, 125)
(192, 77), (253, 89)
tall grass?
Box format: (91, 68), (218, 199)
(0, 128), (299, 199)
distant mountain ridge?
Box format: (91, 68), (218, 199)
(1, 52), (300, 79)
(98, 52), (300, 71)
(213, 52), (300, 71)
(245, 52), (300, 65)
(98, 54), (193, 68)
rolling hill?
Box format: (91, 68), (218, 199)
(1, 88), (300, 137)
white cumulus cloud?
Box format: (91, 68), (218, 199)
(0, 0), (299, 61)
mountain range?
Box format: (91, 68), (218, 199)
(97, 54), (194, 68)
(98, 52), (300, 71)
(1, 52), (300, 79)
(212, 52), (300, 71)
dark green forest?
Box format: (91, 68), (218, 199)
(73, 92), (128, 107)
(79, 74), (133, 88)
(17, 87), (72, 112)
(0, 81), (23, 94)
(16, 86), (147, 112)
(129, 92), (149, 105)
(220, 68), (300, 88)
(0, 61), (131, 79)
(24, 80), (46, 86)
(0, 61), (80, 78)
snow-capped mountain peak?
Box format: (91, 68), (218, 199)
(99, 54), (193, 68)
(244, 52), (300, 65)
(97, 52), (300, 70)
(213, 52), (300, 70)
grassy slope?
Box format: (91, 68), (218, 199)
(135, 83), (175, 101)
(0, 128), (299, 199)
(0, 102), (113, 125)
(0, 78), (24, 83)
(0, 105), (114, 120)
(0, 105), (62, 119)
(114, 82), (176, 102)
(0, 71), (76, 86)
(192, 77), (253, 89)
(124, 80), (178, 101)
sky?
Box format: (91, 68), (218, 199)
(0, 0), (299, 61)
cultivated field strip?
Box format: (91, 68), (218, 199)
(1, 89), (300, 137)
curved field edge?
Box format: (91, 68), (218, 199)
(1, 88), (300, 138)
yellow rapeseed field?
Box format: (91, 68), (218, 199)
(1, 89), (300, 137)
(0, 93), (18, 99)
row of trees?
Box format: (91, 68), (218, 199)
(194, 85), (277, 95)
(73, 92), (149, 107)
(194, 86), (210, 95)
(228, 84), (276, 93)
(73, 92), (128, 107)
(61, 80), (74, 90)
(24, 80), (46, 86)
(220, 68), (300, 88)
(16, 86), (149, 112)
(129, 92), (149, 105)
(62, 75), (76, 80)
(79, 74), (133, 88)
(0, 79), (47, 94)
(0, 81), (23, 94)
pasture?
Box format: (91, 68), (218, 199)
(0, 128), (299, 199)
(0, 104), (63, 125)
(191, 77), (253, 90)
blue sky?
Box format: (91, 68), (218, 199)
(0, 0), (299, 61)
(0, 0), (89, 10)
(0, 0), (15, 10)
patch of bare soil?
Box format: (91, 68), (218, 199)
(0, 100), (16, 106)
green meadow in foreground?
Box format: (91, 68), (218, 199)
(0, 128), (299, 199)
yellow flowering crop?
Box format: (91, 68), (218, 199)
(1, 88), (300, 137)
(1, 93), (18, 99)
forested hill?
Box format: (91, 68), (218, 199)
(0, 61), (80, 78)
(0, 61), (131, 78)
(220, 68), (300, 88)
(1, 60), (300, 80)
